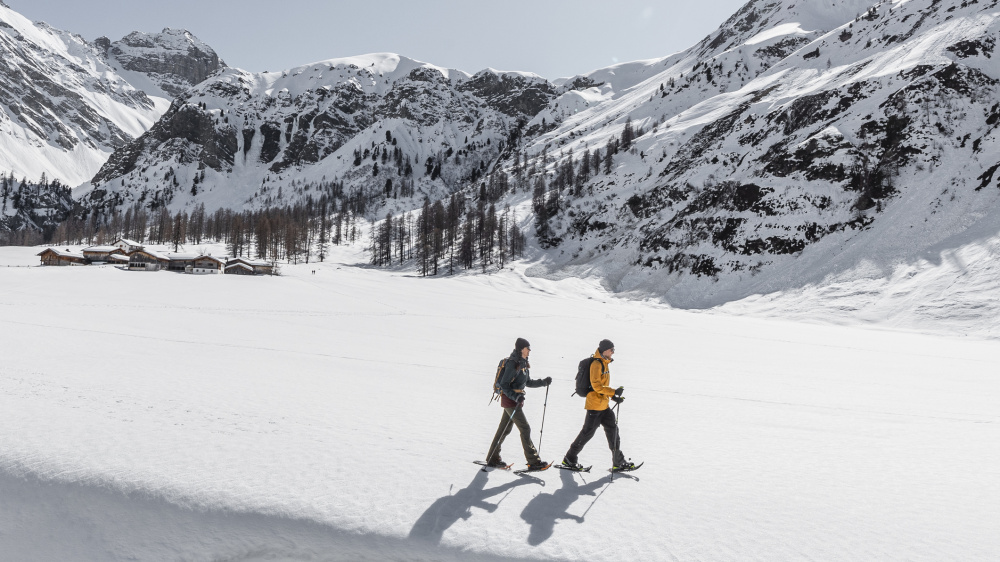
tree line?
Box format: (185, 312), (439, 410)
(370, 187), (526, 276)
(4, 113), (641, 270)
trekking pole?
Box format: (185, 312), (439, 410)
(537, 385), (550, 456)
(611, 398), (622, 482)
(484, 403), (519, 465)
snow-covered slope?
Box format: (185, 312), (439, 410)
(524, 0), (1000, 307)
(0, 3), (223, 187)
(0, 245), (997, 561)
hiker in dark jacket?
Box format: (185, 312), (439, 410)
(485, 338), (551, 469)
(561, 339), (636, 471)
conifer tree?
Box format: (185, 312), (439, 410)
(621, 116), (634, 150)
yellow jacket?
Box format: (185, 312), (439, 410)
(585, 350), (616, 410)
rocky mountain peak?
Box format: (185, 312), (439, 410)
(106, 28), (227, 98)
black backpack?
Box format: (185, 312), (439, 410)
(490, 357), (508, 403)
(573, 357), (600, 397)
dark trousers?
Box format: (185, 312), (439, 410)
(486, 406), (540, 465)
(564, 408), (624, 464)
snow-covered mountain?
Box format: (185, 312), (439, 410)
(78, 1), (884, 218)
(9, 0), (1000, 311)
(80, 53), (560, 214)
(0, 2), (224, 188)
(524, 0), (1000, 307)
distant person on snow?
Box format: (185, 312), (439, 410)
(561, 339), (636, 471)
(485, 338), (551, 470)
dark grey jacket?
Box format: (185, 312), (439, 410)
(498, 350), (544, 402)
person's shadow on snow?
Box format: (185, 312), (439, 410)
(408, 470), (535, 545)
(519, 468), (613, 545)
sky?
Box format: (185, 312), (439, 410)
(5, 0), (749, 79)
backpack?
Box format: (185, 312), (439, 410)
(573, 357), (600, 397)
(490, 357), (508, 403)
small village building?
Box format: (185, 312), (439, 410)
(225, 257), (274, 276)
(108, 253), (130, 265)
(37, 248), (87, 266)
(167, 253), (198, 272)
(188, 255), (226, 274)
(112, 238), (144, 254)
(127, 249), (170, 271)
(224, 261), (254, 275)
(82, 245), (126, 263)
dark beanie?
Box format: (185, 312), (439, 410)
(515, 337), (531, 352)
(598, 339), (615, 353)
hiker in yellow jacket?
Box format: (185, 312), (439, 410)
(561, 339), (636, 471)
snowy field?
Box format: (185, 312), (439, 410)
(1, 244), (998, 561)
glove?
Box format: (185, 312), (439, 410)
(543, 377), (552, 386)
(614, 387), (624, 397)
(611, 395), (624, 404)
(516, 394), (526, 406)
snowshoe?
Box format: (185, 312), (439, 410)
(473, 460), (513, 470)
(555, 459), (591, 472)
(610, 461), (643, 473)
(514, 461), (551, 474)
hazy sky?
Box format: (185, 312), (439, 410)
(7, 0), (749, 79)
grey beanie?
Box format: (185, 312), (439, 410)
(598, 339), (615, 353)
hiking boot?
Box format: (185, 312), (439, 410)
(486, 458), (506, 468)
(561, 458), (583, 470)
(527, 461), (549, 471)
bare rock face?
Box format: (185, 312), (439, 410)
(105, 29), (227, 98)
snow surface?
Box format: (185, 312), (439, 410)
(1, 243), (998, 561)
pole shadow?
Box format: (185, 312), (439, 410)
(519, 468), (619, 546)
(408, 470), (536, 545)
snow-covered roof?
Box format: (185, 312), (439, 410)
(37, 248), (85, 259)
(108, 254), (130, 262)
(130, 248), (170, 260)
(83, 245), (118, 253)
(115, 238), (143, 247)
(227, 257), (271, 267)
(167, 253), (199, 260)
(193, 255), (227, 263)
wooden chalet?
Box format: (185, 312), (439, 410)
(225, 257), (274, 276)
(82, 245), (126, 263)
(167, 253), (198, 272)
(38, 248), (87, 266)
(127, 248), (170, 271)
(112, 238), (144, 254)
(188, 255), (226, 274)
